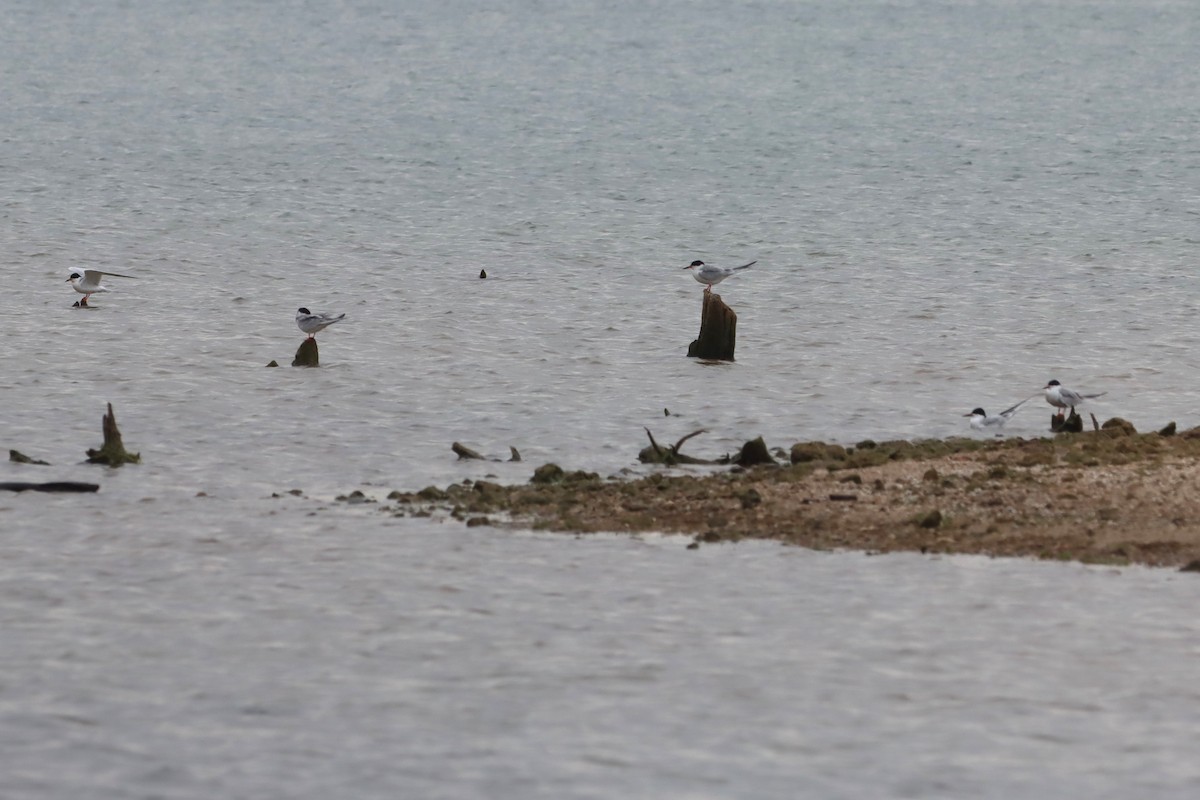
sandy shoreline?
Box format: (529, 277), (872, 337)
(376, 423), (1200, 570)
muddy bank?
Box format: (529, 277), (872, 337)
(370, 426), (1200, 568)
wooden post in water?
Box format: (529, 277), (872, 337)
(292, 338), (319, 367)
(687, 292), (737, 361)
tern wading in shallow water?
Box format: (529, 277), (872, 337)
(683, 259), (756, 293)
(295, 307), (345, 338)
(66, 269), (136, 307)
(1044, 379), (1106, 417)
(964, 397), (1033, 432)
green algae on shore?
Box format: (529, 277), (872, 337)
(351, 422), (1200, 568)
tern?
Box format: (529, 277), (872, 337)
(683, 259), (756, 293)
(1044, 379), (1106, 416)
(296, 307), (345, 338)
(964, 397), (1033, 432)
(66, 269), (136, 307)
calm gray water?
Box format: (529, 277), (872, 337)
(4, 0), (1200, 796)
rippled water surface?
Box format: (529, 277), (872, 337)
(4, 0), (1200, 796)
(5, 519), (1200, 799)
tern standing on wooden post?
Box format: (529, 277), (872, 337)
(683, 259), (756, 293)
(684, 257), (755, 361)
(293, 307), (345, 367)
(295, 308), (346, 338)
(1043, 379), (1106, 417)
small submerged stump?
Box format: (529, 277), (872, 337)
(293, 338), (319, 367)
(86, 403), (141, 466)
(452, 442), (486, 460)
(10, 449), (50, 466)
(451, 442), (522, 462)
(687, 292), (737, 361)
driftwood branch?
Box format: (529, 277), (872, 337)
(672, 429), (708, 453)
(644, 427), (665, 458)
(640, 429), (780, 468)
(639, 428), (718, 465)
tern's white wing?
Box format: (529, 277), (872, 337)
(1056, 388), (1081, 405)
(83, 269), (136, 281)
(1058, 387), (1105, 405)
(296, 311), (345, 334)
(997, 396), (1032, 419)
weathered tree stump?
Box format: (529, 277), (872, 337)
(86, 403), (141, 466)
(687, 292), (737, 361)
(1050, 411), (1083, 433)
(293, 338), (319, 367)
(734, 436), (777, 467)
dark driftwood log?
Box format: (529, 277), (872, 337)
(1, 481), (99, 493)
(687, 292), (737, 361)
(86, 403), (141, 466)
(292, 338), (319, 367)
